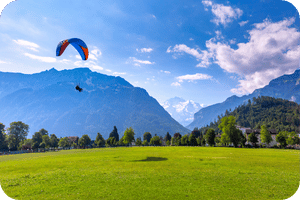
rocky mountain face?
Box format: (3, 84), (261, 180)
(187, 69), (300, 130)
(0, 68), (190, 139)
(162, 97), (202, 126)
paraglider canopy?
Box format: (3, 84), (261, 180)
(75, 85), (83, 92)
(56, 38), (89, 60)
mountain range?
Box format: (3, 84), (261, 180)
(0, 68), (190, 139)
(187, 69), (300, 130)
(162, 97), (203, 126)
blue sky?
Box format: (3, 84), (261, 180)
(0, 0), (299, 106)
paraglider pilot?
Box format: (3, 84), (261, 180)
(75, 85), (83, 92)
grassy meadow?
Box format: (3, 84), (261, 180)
(0, 147), (299, 200)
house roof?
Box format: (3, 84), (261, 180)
(245, 129), (277, 134)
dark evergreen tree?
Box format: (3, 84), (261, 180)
(109, 126), (119, 142)
(191, 128), (201, 138)
(164, 132), (171, 142)
(143, 132), (152, 142)
(173, 132), (182, 139)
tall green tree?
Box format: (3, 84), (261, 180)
(201, 138), (206, 146)
(239, 132), (247, 147)
(172, 133), (182, 146)
(58, 137), (70, 148)
(21, 139), (32, 150)
(221, 133), (230, 146)
(42, 135), (51, 148)
(0, 123), (8, 151)
(218, 116), (241, 147)
(32, 132), (43, 149)
(50, 134), (59, 148)
(248, 132), (258, 147)
(106, 137), (116, 147)
(276, 131), (288, 148)
(78, 134), (91, 148)
(206, 128), (216, 147)
(142, 139), (149, 146)
(286, 131), (299, 145)
(260, 125), (272, 147)
(7, 121), (29, 151)
(136, 138), (142, 146)
(196, 137), (202, 146)
(95, 132), (105, 147)
(118, 136), (125, 146)
(150, 136), (162, 146)
(123, 127), (135, 146)
(181, 135), (189, 146)
(38, 128), (49, 136)
(143, 132), (152, 142)
(109, 126), (119, 141)
(188, 134), (197, 146)
(214, 136), (221, 146)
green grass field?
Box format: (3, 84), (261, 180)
(0, 147), (299, 200)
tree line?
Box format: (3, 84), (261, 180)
(1, 115), (299, 152)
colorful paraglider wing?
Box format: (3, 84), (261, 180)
(56, 38), (88, 60)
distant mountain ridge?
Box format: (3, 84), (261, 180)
(162, 97), (202, 126)
(187, 69), (300, 130)
(0, 68), (190, 139)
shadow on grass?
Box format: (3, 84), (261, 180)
(132, 157), (168, 162)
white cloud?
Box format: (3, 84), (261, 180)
(91, 65), (104, 71)
(0, 17), (42, 36)
(0, 60), (10, 64)
(89, 47), (102, 60)
(60, 59), (71, 64)
(24, 53), (56, 63)
(171, 82), (181, 87)
(202, 0), (243, 26)
(128, 57), (155, 66)
(13, 39), (40, 51)
(206, 17), (300, 94)
(239, 20), (249, 26)
(74, 60), (103, 71)
(113, 72), (126, 76)
(229, 39), (236, 44)
(75, 47), (101, 61)
(176, 73), (213, 83)
(202, 0), (212, 7)
(137, 48), (153, 53)
(167, 44), (212, 68)
(160, 70), (171, 74)
(290, 96), (296, 102)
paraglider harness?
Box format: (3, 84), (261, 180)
(75, 85), (83, 92)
